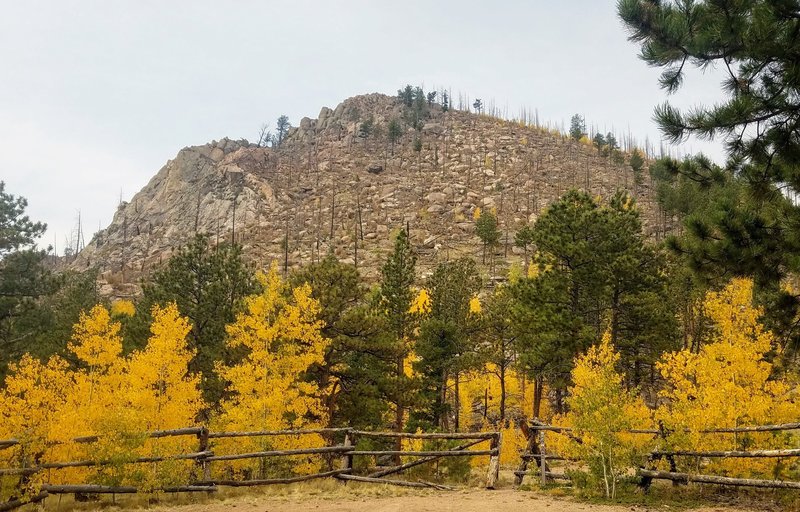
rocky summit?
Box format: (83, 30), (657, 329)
(73, 93), (660, 296)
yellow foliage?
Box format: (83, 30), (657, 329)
(555, 332), (654, 498)
(0, 303), (204, 496)
(212, 264), (330, 476)
(68, 305), (123, 369)
(656, 278), (800, 478)
(110, 299), (136, 317)
(469, 295), (482, 315)
(472, 207), (482, 221)
(409, 288), (432, 315)
(579, 135), (592, 146)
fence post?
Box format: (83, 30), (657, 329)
(539, 428), (547, 486)
(514, 420), (536, 486)
(196, 426), (211, 484)
(339, 430), (353, 482)
(485, 432), (501, 489)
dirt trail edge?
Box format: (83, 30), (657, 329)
(150, 489), (745, 512)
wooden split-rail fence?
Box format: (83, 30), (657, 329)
(514, 419), (800, 491)
(0, 427), (501, 511)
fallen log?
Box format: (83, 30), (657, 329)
(335, 473), (453, 489)
(208, 428), (350, 439)
(512, 470), (571, 481)
(637, 469), (800, 490)
(39, 450), (213, 469)
(652, 448), (800, 459)
(349, 449), (496, 457)
(0, 490), (49, 512)
(0, 440), (18, 452)
(368, 438), (486, 479)
(206, 445), (351, 461)
(41, 484), (216, 494)
(72, 427), (204, 444)
(197, 468), (350, 487)
(351, 431), (495, 440)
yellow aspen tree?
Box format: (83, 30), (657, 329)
(61, 305), (142, 488)
(656, 278), (800, 478)
(213, 264), (329, 476)
(125, 303), (204, 489)
(0, 356), (73, 500)
(555, 332), (654, 498)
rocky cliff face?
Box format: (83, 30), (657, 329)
(73, 93), (660, 296)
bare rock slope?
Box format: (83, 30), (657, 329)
(74, 93), (660, 295)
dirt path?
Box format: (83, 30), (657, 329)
(147, 488), (745, 512)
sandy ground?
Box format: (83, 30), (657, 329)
(141, 488), (748, 512)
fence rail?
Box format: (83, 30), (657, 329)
(515, 419), (800, 491)
(0, 426), (501, 510)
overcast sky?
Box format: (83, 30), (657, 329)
(1, 1), (727, 254)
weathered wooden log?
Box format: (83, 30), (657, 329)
(351, 430), (496, 440)
(350, 449), (496, 457)
(0, 440), (18, 451)
(339, 432), (353, 478)
(208, 428), (350, 439)
(652, 448), (800, 458)
(70, 427), (204, 445)
(529, 422), (800, 435)
(367, 438), (487, 479)
(41, 484), (216, 494)
(162, 486), (218, 493)
(699, 423), (800, 433)
(42, 484), (138, 494)
(512, 470), (571, 480)
(335, 473), (452, 489)
(206, 445), (351, 461)
(0, 467), (39, 477)
(485, 433), (501, 490)
(521, 454), (569, 461)
(514, 421), (537, 486)
(528, 424), (658, 435)
(197, 469), (350, 487)
(0, 490), (48, 512)
(38, 450), (213, 469)
(637, 469), (800, 490)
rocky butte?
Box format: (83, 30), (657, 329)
(72, 93), (663, 296)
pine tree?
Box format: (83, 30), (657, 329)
(475, 208), (500, 265)
(511, 191), (675, 413)
(0, 183), (52, 360)
(569, 114), (586, 140)
(619, 0), (800, 355)
(290, 253), (395, 428)
(378, 229), (419, 437)
(414, 258), (481, 429)
(134, 234), (258, 406)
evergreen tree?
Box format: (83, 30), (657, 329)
(592, 132), (606, 149)
(387, 118), (402, 156)
(630, 148), (645, 184)
(475, 208), (501, 265)
(514, 224), (536, 267)
(569, 114), (586, 140)
(378, 229), (419, 436)
(398, 85), (414, 107)
(619, 0), (800, 354)
(511, 191), (674, 413)
(476, 286), (518, 423)
(290, 254), (396, 428)
(0, 183), (52, 366)
(275, 115), (291, 146)
(414, 258), (481, 430)
(133, 234), (258, 406)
